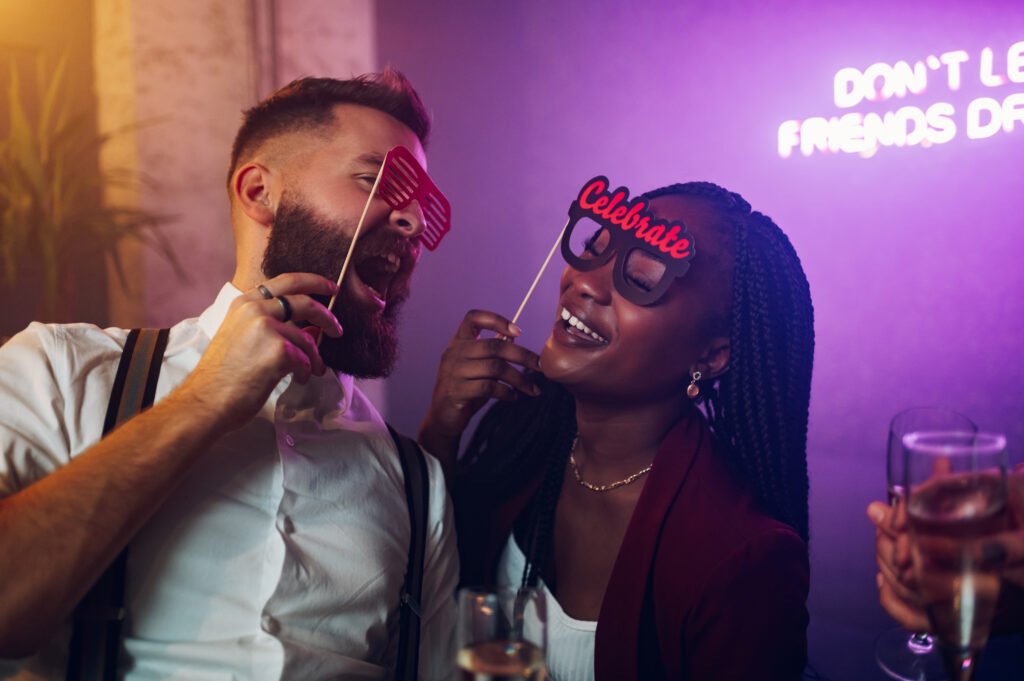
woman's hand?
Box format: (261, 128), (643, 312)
(418, 309), (541, 475)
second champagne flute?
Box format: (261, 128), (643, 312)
(905, 430), (1008, 681)
(456, 586), (547, 680)
(877, 407), (977, 681)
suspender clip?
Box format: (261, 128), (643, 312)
(400, 591), (422, 619)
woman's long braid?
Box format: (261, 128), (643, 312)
(519, 421), (573, 589)
(458, 375), (576, 586)
(644, 182), (814, 541)
(460, 374), (575, 495)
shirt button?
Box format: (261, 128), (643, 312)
(279, 515), (295, 535)
(261, 613), (280, 635)
(284, 434), (295, 447)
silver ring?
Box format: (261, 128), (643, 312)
(276, 296), (293, 323)
(257, 284), (274, 300)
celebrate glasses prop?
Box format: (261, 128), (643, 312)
(877, 408), (977, 681)
(456, 586), (547, 681)
(905, 430), (1008, 681)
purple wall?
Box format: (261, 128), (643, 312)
(378, 1), (1024, 677)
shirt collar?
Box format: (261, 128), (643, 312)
(197, 282), (244, 342)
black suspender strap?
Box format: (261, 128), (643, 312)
(388, 424), (430, 681)
(66, 328), (170, 681)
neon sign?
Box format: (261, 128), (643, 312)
(778, 40), (1024, 158)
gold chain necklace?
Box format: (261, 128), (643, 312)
(568, 436), (653, 492)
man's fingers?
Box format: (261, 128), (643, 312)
(263, 295), (343, 338)
(287, 344), (313, 384)
(277, 321), (326, 376)
(454, 309), (521, 341)
(259, 272), (339, 299)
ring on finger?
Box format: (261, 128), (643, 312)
(276, 296), (293, 323)
(257, 284), (274, 300)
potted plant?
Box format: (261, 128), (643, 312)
(0, 55), (182, 329)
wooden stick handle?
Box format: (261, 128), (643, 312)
(510, 217), (570, 326)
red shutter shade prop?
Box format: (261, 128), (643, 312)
(377, 145), (452, 251)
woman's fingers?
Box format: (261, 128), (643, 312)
(449, 356), (539, 395)
(437, 312), (541, 400)
(454, 336), (541, 371)
(453, 309), (522, 341)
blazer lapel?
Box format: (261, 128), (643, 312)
(594, 411), (708, 680)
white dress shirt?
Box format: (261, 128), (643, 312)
(0, 283), (458, 681)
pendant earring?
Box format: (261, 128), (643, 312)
(686, 370), (702, 399)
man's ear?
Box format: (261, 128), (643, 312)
(699, 336), (731, 380)
(233, 163), (275, 227)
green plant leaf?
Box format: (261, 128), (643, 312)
(36, 54), (68, 161)
(0, 54), (183, 318)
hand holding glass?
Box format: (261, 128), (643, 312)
(876, 407), (976, 681)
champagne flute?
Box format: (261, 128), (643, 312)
(905, 430), (1008, 681)
(456, 586), (547, 680)
(876, 408), (977, 681)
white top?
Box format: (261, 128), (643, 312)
(497, 535), (596, 681)
(0, 283), (458, 681)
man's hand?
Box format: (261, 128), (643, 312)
(418, 310), (541, 472)
(178, 273), (343, 431)
(0, 273), (344, 656)
(868, 500), (931, 631)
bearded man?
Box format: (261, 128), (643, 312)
(0, 71), (457, 680)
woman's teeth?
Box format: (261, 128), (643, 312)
(561, 307), (608, 344)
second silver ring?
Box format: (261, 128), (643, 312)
(276, 296), (293, 323)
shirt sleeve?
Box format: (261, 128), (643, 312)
(684, 526), (810, 680)
(0, 323), (72, 498)
(418, 453), (460, 681)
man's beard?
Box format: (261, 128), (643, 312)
(261, 195), (410, 378)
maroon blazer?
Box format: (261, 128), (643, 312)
(456, 409), (810, 680)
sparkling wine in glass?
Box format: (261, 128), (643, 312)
(456, 586), (547, 681)
(905, 430), (1008, 681)
(877, 408), (977, 681)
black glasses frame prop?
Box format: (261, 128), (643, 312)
(560, 176), (696, 306)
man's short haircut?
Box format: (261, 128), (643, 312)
(227, 67), (430, 186)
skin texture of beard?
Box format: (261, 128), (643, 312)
(261, 196), (409, 378)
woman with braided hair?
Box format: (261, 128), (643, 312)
(419, 180), (815, 680)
